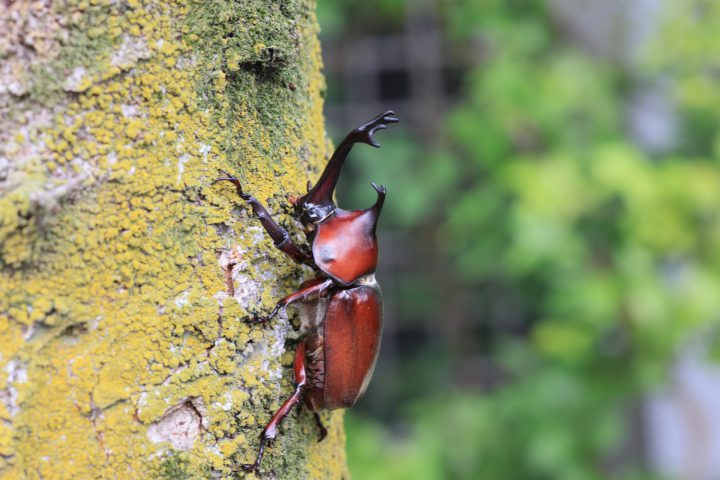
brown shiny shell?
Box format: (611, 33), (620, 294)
(320, 285), (382, 410)
(312, 209), (379, 285)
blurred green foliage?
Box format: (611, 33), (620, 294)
(319, 0), (720, 478)
(317, 0), (405, 35)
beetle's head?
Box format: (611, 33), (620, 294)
(292, 178), (337, 225)
(296, 200), (336, 225)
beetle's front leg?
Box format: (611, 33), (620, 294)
(250, 277), (334, 324)
(213, 172), (310, 264)
(241, 341), (308, 473)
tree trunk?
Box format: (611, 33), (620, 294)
(0, 1), (348, 478)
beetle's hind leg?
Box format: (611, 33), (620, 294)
(241, 341), (309, 473)
(213, 172), (310, 265)
(312, 411), (328, 442)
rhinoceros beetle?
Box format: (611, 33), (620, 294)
(213, 111), (398, 473)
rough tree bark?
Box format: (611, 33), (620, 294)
(0, 1), (349, 478)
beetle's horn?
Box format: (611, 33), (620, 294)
(301, 148), (348, 207)
(366, 182), (386, 234)
(303, 112), (397, 207)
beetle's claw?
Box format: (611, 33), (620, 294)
(212, 177), (245, 197)
(313, 412), (328, 442)
(240, 463), (258, 472)
(317, 425), (328, 443)
(212, 170), (245, 192)
(211, 177), (236, 185)
(214, 170), (235, 181)
(248, 314), (269, 324)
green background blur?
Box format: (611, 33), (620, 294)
(316, 1), (720, 478)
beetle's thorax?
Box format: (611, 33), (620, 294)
(311, 209), (380, 285)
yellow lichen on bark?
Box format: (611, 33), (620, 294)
(0, 1), (348, 478)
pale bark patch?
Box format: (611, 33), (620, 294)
(147, 397), (207, 451)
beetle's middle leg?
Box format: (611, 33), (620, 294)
(213, 173), (310, 264)
(251, 277), (334, 324)
(241, 340), (308, 473)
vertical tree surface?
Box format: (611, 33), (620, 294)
(0, 1), (348, 478)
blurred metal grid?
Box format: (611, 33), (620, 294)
(322, 2), (463, 140)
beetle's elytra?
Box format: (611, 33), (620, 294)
(213, 110), (398, 473)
